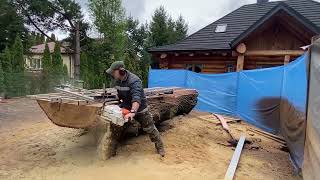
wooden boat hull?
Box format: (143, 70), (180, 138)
(36, 88), (198, 129)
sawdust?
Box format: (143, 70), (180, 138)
(0, 98), (301, 180)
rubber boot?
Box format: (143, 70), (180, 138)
(155, 140), (165, 157)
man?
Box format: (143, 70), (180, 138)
(106, 61), (165, 157)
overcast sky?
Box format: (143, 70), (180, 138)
(55, 0), (320, 40)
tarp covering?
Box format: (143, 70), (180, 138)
(280, 55), (308, 170)
(186, 72), (238, 116)
(303, 40), (320, 180)
(148, 54), (308, 169)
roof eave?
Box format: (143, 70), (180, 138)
(148, 48), (232, 53)
(230, 2), (320, 48)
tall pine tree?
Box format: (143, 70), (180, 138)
(62, 64), (69, 83)
(89, 0), (127, 87)
(11, 35), (24, 72)
(150, 6), (169, 47)
(50, 33), (56, 42)
(175, 15), (188, 41)
(0, 57), (4, 95)
(2, 47), (13, 97)
(40, 43), (51, 93)
(11, 35), (25, 96)
(52, 42), (64, 85)
(148, 6), (188, 68)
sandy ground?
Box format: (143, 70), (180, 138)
(0, 98), (302, 180)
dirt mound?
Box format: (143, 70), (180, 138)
(0, 98), (301, 180)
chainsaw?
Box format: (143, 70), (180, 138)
(100, 105), (131, 126)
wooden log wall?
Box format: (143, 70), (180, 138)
(159, 54), (237, 74)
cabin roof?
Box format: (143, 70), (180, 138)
(30, 42), (71, 54)
(149, 0), (320, 52)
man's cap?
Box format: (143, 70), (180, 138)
(106, 61), (125, 74)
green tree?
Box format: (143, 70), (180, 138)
(89, 0), (127, 61)
(80, 52), (89, 87)
(149, 6), (169, 47)
(11, 35), (24, 72)
(2, 47), (13, 97)
(52, 42), (64, 85)
(89, 0), (127, 87)
(40, 34), (45, 43)
(62, 64), (69, 83)
(0, 58), (4, 94)
(175, 15), (188, 41)
(35, 33), (43, 44)
(148, 6), (188, 68)
(26, 31), (38, 48)
(0, 0), (25, 52)
(40, 43), (51, 92)
(14, 0), (84, 79)
(167, 17), (176, 44)
(11, 35), (26, 96)
(50, 33), (56, 42)
(125, 17), (150, 84)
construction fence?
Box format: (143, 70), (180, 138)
(0, 72), (70, 98)
(148, 53), (308, 170)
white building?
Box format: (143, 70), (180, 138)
(25, 42), (75, 78)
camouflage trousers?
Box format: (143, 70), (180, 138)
(135, 109), (163, 145)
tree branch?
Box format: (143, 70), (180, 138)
(26, 13), (73, 52)
(51, 0), (75, 29)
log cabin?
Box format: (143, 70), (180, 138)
(148, 0), (320, 73)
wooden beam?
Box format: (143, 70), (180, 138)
(244, 50), (304, 57)
(224, 135), (246, 180)
(236, 55), (245, 72)
(284, 55), (291, 65)
(232, 50), (305, 57)
(54, 88), (95, 101)
(236, 43), (247, 54)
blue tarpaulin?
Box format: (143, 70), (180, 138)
(148, 54), (308, 169)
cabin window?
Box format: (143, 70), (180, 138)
(30, 58), (41, 70)
(226, 64), (235, 72)
(186, 64), (203, 73)
(215, 24), (227, 33)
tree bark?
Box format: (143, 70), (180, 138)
(74, 21), (81, 80)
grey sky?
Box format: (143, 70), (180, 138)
(55, 0), (320, 40)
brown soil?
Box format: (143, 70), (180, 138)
(0, 98), (301, 180)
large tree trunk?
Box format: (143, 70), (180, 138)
(33, 88), (198, 160)
(74, 21), (81, 80)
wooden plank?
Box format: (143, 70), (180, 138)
(55, 87), (95, 101)
(245, 50), (304, 57)
(256, 61), (284, 65)
(247, 128), (285, 144)
(245, 57), (285, 61)
(236, 55), (245, 72)
(224, 135), (246, 180)
(204, 64), (227, 69)
(232, 50), (304, 57)
(169, 64), (185, 68)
